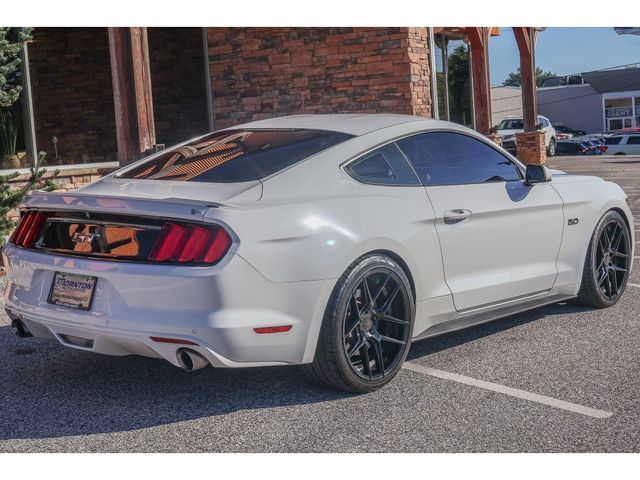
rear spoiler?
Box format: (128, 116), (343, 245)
(21, 190), (221, 223)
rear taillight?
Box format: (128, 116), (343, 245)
(600, 146), (608, 153)
(11, 211), (51, 248)
(149, 223), (231, 265)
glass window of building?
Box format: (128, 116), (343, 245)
(605, 97), (634, 131)
(434, 33), (473, 128)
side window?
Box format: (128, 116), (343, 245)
(605, 136), (622, 145)
(397, 132), (522, 186)
(345, 143), (420, 186)
(626, 136), (640, 145)
(539, 117), (550, 128)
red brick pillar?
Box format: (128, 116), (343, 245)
(515, 131), (546, 164)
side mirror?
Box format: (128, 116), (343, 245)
(525, 164), (552, 185)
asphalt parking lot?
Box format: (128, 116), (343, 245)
(1, 154), (640, 453)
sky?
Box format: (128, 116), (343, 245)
(489, 27), (640, 86)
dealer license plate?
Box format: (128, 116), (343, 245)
(48, 272), (97, 310)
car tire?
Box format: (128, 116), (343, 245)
(303, 253), (415, 393)
(547, 138), (556, 157)
(576, 210), (631, 308)
(615, 152), (626, 156)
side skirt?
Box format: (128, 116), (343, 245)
(412, 292), (575, 342)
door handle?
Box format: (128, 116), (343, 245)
(443, 209), (472, 224)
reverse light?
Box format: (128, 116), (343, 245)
(149, 222), (231, 265)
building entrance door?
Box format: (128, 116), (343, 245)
(607, 117), (633, 131)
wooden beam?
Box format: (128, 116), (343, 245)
(512, 27), (538, 132)
(108, 27), (156, 166)
(466, 27), (492, 135)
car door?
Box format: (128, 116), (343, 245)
(624, 135), (640, 154)
(397, 131), (564, 311)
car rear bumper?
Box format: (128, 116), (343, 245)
(3, 244), (329, 368)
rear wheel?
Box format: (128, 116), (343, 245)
(547, 138), (556, 157)
(304, 254), (414, 393)
(576, 210), (631, 308)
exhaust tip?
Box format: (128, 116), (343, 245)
(176, 348), (209, 372)
(10, 319), (32, 338)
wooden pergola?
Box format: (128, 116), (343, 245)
(435, 27), (546, 163)
(108, 27), (157, 166)
(107, 27), (547, 166)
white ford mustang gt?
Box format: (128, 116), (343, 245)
(3, 114), (634, 392)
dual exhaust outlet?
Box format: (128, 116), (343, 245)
(176, 348), (209, 372)
(8, 313), (32, 338)
(9, 309), (208, 373)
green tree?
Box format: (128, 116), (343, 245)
(0, 28), (58, 238)
(502, 67), (557, 87)
(0, 27), (33, 108)
(447, 45), (472, 125)
(0, 153), (58, 237)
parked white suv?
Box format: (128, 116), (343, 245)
(604, 134), (640, 155)
(496, 115), (557, 157)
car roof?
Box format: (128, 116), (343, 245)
(225, 113), (443, 136)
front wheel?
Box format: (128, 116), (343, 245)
(303, 254), (415, 393)
(547, 138), (556, 157)
(576, 210), (631, 308)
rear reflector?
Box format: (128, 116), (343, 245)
(253, 325), (293, 334)
(149, 223), (231, 265)
(150, 336), (198, 346)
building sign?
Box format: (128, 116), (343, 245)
(606, 107), (633, 118)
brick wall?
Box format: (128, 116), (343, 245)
(29, 27), (117, 166)
(515, 131), (547, 165)
(206, 27), (433, 129)
(148, 28), (210, 147)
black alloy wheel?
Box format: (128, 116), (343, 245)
(593, 217), (630, 300)
(577, 210), (631, 308)
(304, 254), (415, 393)
(343, 269), (411, 381)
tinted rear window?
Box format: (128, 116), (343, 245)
(605, 136), (623, 145)
(118, 129), (354, 183)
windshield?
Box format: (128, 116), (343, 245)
(118, 129), (354, 183)
(497, 119), (524, 130)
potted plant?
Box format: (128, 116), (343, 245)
(0, 106), (22, 169)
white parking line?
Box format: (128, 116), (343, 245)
(628, 282), (640, 288)
(402, 362), (613, 419)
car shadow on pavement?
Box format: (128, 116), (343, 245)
(0, 325), (352, 441)
(407, 301), (589, 360)
(0, 302), (588, 442)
